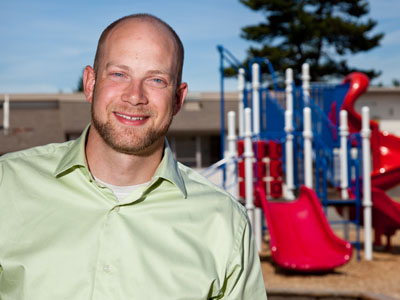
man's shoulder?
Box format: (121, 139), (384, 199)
(176, 162), (233, 197)
(0, 141), (74, 165)
(0, 141), (77, 191)
(176, 162), (248, 216)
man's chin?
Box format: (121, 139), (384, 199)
(91, 114), (171, 156)
(102, 131), (165, 156)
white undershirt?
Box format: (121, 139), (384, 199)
(94, 176), (150, 202)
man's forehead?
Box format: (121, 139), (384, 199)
(95, 16), (181, 82)
(108, 18), (175, 45)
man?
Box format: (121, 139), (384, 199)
(0, 14), (267, 299)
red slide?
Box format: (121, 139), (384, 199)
(257, 186), (352, 272)
(342, 72), (400, 247)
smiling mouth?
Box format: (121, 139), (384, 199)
(114, 112), (148, 121)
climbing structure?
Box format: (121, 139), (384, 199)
(214, 45), (381, 271)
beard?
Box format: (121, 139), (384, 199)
(91, 102), (174, 156)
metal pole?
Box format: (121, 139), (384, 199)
(250, 64), (263, 252)
(302, 63), (310, 107)
(254, 204), (263, 252)
(303, 107), (313, 188)
(285, 68), (295, 200)
(361, 106), (373, 260)
(339, 110), (350, 239)
(340, 110), (349, 200)
(3, 94), (10, 136)
(251, 63), (260, 135)
(284, 110), (295, 200)
(226, 111), (238, 198)
(238, 68), (245, 137)
(285, 68), (293, 113)
(244, 107), (254, 215)
(227, 111), (237, 158)
(244, 108), (262, 251)
(218, 47), (226, 187)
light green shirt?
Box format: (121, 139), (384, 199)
(0, 127), (267, 300)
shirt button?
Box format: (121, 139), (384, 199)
(114, 206), (120, 212)
(103, 264), (111, 273)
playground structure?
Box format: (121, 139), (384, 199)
(341, 73), (400, 249)
(203, 46), (400, 272)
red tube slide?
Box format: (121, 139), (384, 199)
(342, 72), (400, 190)
(341, 72), (400, 248)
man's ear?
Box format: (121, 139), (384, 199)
(83, 66), (96, 104)
(173, 82), (188, 116)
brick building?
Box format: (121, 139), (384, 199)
(1, 88), (400, 167)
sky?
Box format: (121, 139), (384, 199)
(0, 0), (399, 94)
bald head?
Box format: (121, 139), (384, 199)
(93, 14), (184, 85)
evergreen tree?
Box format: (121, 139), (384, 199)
(76, 74), (84, 92)
(233, 0), (383, 84)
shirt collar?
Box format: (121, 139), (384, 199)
(53, 125), (187, 198)
(54, 124), (90, 179)
(152, 139), (187, 198)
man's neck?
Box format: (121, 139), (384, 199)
(85, 127), (164, 186)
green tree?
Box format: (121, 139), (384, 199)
(232, 0), (383, 84)
(76, 74), (84, 92)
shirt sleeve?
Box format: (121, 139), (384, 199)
(223, 213), (268, 300)
(0, 160), (3, 186)
(0, 161), (3, 275)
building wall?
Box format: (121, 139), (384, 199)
(0, 92), (234, 166)
(1, 88), (400, 165)
(0, 100), (65, 154)
(59, 100), (91, 136)
(356, 88), (400, 136)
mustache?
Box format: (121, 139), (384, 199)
(107, 104), (155, 116)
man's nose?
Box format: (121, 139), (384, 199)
(121, 80), (148, 105)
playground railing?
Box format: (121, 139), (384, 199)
(200, 156), (239, 192)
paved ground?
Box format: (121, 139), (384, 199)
(260, 229), (400, 299)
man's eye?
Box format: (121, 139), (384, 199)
(148, 77), (167, 88)
(112, 72), (124, 77)
(152, 78), (166, 85)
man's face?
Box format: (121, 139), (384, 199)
(84, 20), (187, 155)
